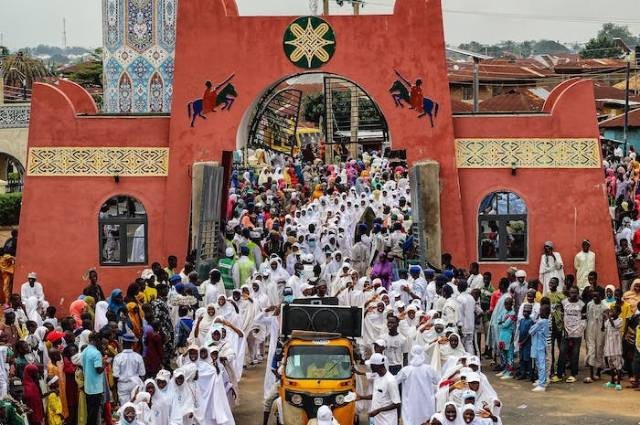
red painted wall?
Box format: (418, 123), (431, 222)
(17, 83), (170, 308)
(452, 79), (617, 284)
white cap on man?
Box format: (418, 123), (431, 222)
(27, 272), (37, 279)
(365, 353), (387, 367)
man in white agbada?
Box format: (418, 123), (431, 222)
(539, 240), (564, 294)
(574, 239), (596, 291)
(112, 334), (145, 406)
(395, 345), (439, 425)
(20, 272), (45, 303)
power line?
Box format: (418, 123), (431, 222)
(442, 9), (640, 25)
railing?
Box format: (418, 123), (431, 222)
(5, 179), (23, 193)
(3, 85), (32, 103)
(0, 104), (30, 128)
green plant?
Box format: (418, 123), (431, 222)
(0, 193), (22, 226)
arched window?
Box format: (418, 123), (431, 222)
(99, 195), (147, 265)
(478, 191), (527, 262)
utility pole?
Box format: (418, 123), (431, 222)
(473, 57), (480, 113)
(62, 18), (68, 50)
(323, 0), (329, 15)
(614, 38), (635, 155)
(353, 0), (360, 15)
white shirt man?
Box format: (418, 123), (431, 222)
(457, 282), (477, 353)
(112, 337), (146, 404)
(20, 272), (45, 302)
(365, 354), (401, 425)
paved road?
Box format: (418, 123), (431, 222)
(234, 361), (640, 425)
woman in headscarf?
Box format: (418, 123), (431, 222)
(169, 368), (196, 425)
(362, 301), (387, 354)
(83, 296), (96, 324)
(623, 278), (640, 311)
(192, 304), (217, 347)
(442, 401), (464, 425)
(23, 363), (45, 424)
(440, 333), (467, 373)
(150, 371), (172, 424)
(132, 391), (152, 424)
(371, 252), (393, 290)
(24, 296), (43, 326)
(126, 302), (143, 343)
(117, 402), (140, 425)
(216, 294), (237, 323)
(195, 347), (236, 425)
(94, 301), (109, 332)
(69, 299), (87, 328)
(108, 289), (127, 317)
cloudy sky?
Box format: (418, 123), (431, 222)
(1, 0), (639, 50)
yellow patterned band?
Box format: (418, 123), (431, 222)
(27, 147), (169, 176)
(455, 138), (601, 169)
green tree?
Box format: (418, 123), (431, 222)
(1, 51), (51, 88)
(598, 23), (637, 48)
(580, 35), (622, 59)
(0, 46), (9, 56)
(580, 23), (636, 58)
(302, 93), (325, 124)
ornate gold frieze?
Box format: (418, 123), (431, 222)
(27, 147), (169, 176)
(455, 138), (600, 168)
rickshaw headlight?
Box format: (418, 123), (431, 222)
(335, 394), (345, 405)
(290, 394), (303, 406)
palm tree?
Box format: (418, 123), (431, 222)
(1, 51), (51, 89)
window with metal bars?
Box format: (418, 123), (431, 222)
(478, 191), (527, 262)
(98, 195), (148, 266)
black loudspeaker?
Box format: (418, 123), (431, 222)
(291, 297), (339, 305)
(281, 304), (362, 337)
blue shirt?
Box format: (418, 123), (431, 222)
(529, 318), (550, 356)
(82, 344), (104, 395)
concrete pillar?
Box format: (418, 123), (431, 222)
(410, 160), (442, 269)
(324, 80), (335, 163)
(349, 85), (359, 159)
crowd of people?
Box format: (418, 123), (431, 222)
(0, 143), (638, 425)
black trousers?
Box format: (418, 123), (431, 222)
(86, 393), (103, 425)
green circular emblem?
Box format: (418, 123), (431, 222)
(283, 16), (336, 69)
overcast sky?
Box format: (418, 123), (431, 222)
(1, 0), (639, 50)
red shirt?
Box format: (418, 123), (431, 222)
(489, 289), (502, 313)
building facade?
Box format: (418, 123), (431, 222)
(102, 0), (177, 113)
(19, 0), (616, 309)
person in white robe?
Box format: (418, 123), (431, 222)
(574, 239), (596, 291)
(195, 348), (236, 425)
(149, 373), (172, 425)
(169, 368), (196, 425)
(395, 345), (439, 425)
(539, 241), (564, 294)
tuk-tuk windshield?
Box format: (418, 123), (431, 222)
(285, 345), (351, 380)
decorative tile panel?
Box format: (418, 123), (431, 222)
(455, 138), (600, 169)
(0, 104), (30, 129)
(27, 147), (169, 176)
(103, 0), (176, 113)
